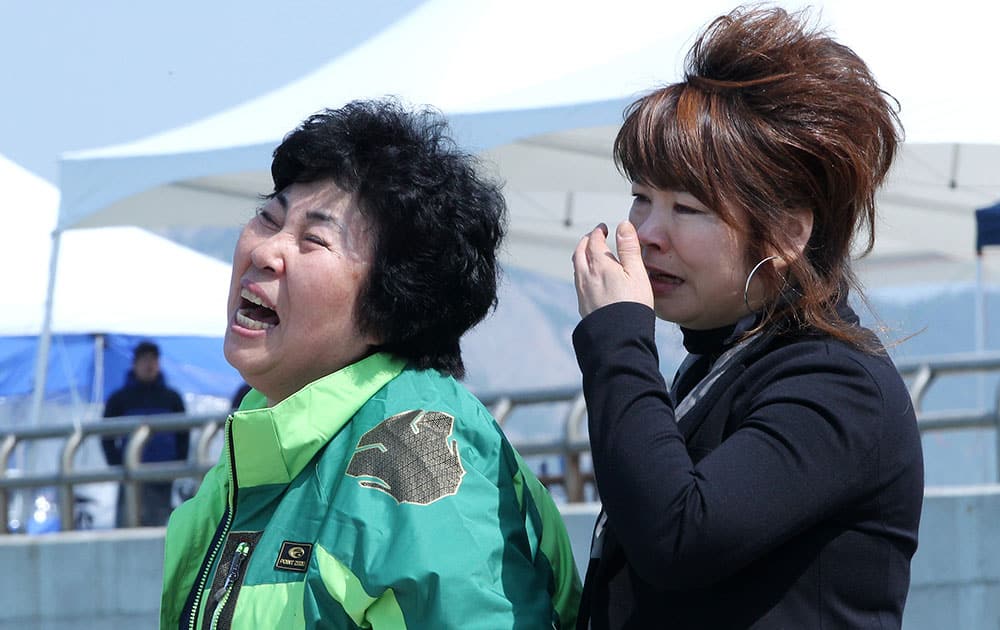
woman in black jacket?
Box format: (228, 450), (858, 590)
(571, 6), (923, 629)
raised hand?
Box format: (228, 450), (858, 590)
(572, 221), (654, 318)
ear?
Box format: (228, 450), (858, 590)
(762, 209), (813, 277)
(785, 208), (813, 260)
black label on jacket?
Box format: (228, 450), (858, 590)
(275, 541), (313, 573)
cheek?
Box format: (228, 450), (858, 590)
(310, 265), (367, 323)
(232, 231), (256, 266)
(341, 268), (372, 332)
(718, 228), (749, 276)
(229, 236), (252, 276)
(227, 253), (248, 302)
(227, 233), (258, 306)
(225, 272), (240, 312)
(715, 252), (746, 291)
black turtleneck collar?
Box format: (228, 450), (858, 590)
(680, 322), (737, 355)
(680, 311), (762, 356)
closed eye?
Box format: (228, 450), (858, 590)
(255, 208), (280, 229)
(675, 203), (702, 215)
(304, 234), (329, 247)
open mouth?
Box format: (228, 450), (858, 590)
(236, 288), (280, 330)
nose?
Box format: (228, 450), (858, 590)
(632, 209), (670, 255)
(248, 233), (286, 274)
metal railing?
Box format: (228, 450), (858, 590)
(4, 350), (1000, 533)
(0, 412), (223, 533)
(897, 351), (1000, 416)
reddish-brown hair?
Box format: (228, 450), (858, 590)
(614, 6), (901, 349)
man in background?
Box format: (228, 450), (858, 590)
(102, 340), (187, 526)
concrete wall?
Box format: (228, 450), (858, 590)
(904, 486), (1000, 628)
(1, 487), (998, 629)
(0, 528), (163, 630)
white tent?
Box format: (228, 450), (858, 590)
(53, 0), (1000, 270)
(37, 0), (1000, 418)
(4, 154), (230, 337)
(2, 154), (238, 416)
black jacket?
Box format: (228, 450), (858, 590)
(572, 302), (923, 629)
(102, 372), (187, 464)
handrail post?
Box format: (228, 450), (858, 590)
(123, 425), (152, 527)
(0, 489), (7, 535)
(58, 428), (85, 531)
(909, 364), (934, 413)
(196, 419), (222, 467)
(994, 386), (1000, 483)
(0, 434), (16, 472)
(0, 434), (16, 534)
(490, 398), (514, 426)
(564, 393), (588, 503)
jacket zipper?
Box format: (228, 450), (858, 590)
(185, 419), (239, 630)
(209, 541), (250, 630)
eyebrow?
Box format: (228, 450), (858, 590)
(305, 210), (335, 222)
(272, 192), (340, 226)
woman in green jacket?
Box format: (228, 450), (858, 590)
(160, 99), (581, 630)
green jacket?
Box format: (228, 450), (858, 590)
(160, 353), (581, 629)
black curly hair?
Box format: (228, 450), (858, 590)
(269, 98), (507, 378)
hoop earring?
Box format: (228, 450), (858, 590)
(744, 255), (779, 312)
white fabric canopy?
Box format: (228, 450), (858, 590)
(33, 0), (1000, 421)
(4, 153), (230, 336)
(54, 0), (1000, 278)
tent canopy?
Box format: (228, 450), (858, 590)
(1, 153), (241, 402)
(57, 0), (1000, 248)
(2, 154), (231, 336)
(24, 0), (1000, 425)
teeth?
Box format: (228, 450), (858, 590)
(236, 311), (275, 330)
(240, 287), (270, 308)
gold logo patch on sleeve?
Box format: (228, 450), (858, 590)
(345, 409), (465, 505)
(274, 541), (313, 573)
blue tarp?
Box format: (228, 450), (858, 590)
(0, 333), (241, 402)
(975, 201), (1000, 254)
(0, 267), (680, 407)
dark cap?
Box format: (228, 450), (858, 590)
(133, 341), (160, 360)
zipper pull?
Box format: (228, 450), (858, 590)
(212, 541), (250, 603)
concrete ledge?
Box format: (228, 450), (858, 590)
(557, 502), (600, 575)
(561, 491), (1000, 629)
(0, 528), (163, 629)
(2, 489), (1000, 629)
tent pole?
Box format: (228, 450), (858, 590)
(28, 229), (62, 429)
(976, 253), (985, 354)
(563, 191), (575, 227)
(948, 143), (961, 189)
(975, 252), (986, 410)
(92, 333), (105, 407)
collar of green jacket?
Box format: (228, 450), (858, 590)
(228, 352), (405, 488)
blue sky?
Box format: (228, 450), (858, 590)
(1, 0), (425, 182)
